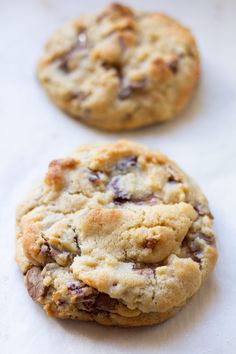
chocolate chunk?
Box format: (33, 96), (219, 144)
(68, 283), (99, 312)
(194, 202), (214, 219)
(116, 155), (137, 171)
(59, 58), (70, 73)
(89, 171), (100, 182)
(95, 293), (117, 311)
(40, 240), (59, 258)
(102, 62), (122, 78)
(79, 288), (99, 311)
(168, 175), (181, 184)
(109, 176), (130, 204)
(167, 58), (179, 74)
(25, 267), (45, 300)
(57, 299), (66, 306)
(118, 86), (132, 99)
(183, 236), (202, 263)
(114, 196), (130, 204)
(67, 282), (86, 294)
(88, 170), (103, 184)
(40, 242), (51, 256)
(118, 79), (147, 100)
(166, 165), (181, 184)
(81, 298), (97, 311)
(73, 235), (81, 256)
(66, 91), (89, 102)
(59, 31), (88, 73)
(144, 238), (158, 249)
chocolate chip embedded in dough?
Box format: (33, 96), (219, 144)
(183, 236), (202, 263)
(168, 175), (181, 184)
(118, 79), (147, 99)
(116, 155), (137, 171)
(88, 170), (104, 185)
(67, 282), (86, 294)
(25, 267), (46, 300)
(59, 31), (88, 73)
(73, 235), (81, 256)
(109, 176), (131, 204)
(118, 86), (132, 99)
(95, 293), (118, 311)
(167, 58), (179, 74)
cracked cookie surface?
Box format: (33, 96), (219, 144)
(16, 140), (217, 326)
(37, 3), (200, 131)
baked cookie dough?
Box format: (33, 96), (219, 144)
(37, 3), (200, 131)
(16, 141), (217, 326)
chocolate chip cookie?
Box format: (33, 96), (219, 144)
(37, 3), (200, 131)
(16, 141), (217, 326)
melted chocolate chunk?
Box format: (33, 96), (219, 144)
(94, 293), (117, 311)
(40, 240), (59, 258)
(183, 236), (202, 263)
(167, 58), (179, 74)
(57, 299), (66, 306)
(25, 267), (46, 300)
(114, 196), (131, 204)
(118, 86), (132, 99)
(59, 31), (88, 73)
(118, 79), (147, 99)
(40, 242), (51, 256)
(116, 155), (137, 171)
(81, 298), (97, 311)
(67, 282), (86, 294)
(109, 176), (131, 204)
(168, 175), (181, 184)
(66, 90), (89, 102)
(59, 58), (70, 73)
(166, 165), (181, 183)
(88, 170), (103, 184)
(89, 172), (100, 183)
(102, 62), (122, 78)
(80, 288), (100, 311)
(73, 235), (81, 256)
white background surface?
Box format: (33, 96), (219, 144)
(1, 0), (236, 353)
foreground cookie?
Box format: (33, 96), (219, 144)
(16, 141), (217, 326)
(37, 3), (200, 131)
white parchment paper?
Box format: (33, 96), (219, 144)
(1, 1), (236, 353)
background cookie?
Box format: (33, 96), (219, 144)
(16, 141), (217, 326)
(38, 3), (200, 131)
